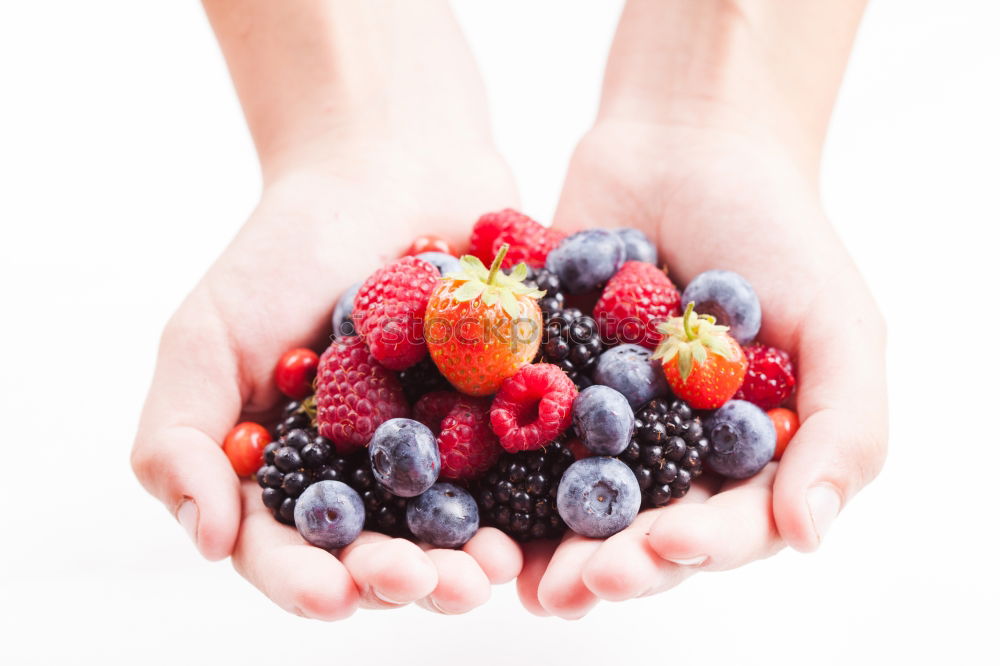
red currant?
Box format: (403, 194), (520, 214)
(768, 407), (799, 460)
(404, 234), (456, 257)
(223, 422), (271, 477)
(275, 347), (319, 399)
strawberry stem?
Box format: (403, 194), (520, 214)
(487, 243), (509, 285)
(682, 302), (697, 340)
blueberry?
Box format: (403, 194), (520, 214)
(704, 400), (776, 479)
(557, 457), (641, 538)
(592, 344), (670, 410)
(406, 482), (479, 548)
(293, 480), (365, 549)
(369, 418), (441, 497)
(415, 251), (461, 276)
(545, 229), (626, 294)
(615, 228), (657, 264)
(572, 385), (634, 455)
(681, 270), (761, 345)
(331, 281), (362, 338)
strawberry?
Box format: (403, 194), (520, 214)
(734, 343), (796, 409)
(424, 244), (544, 396)
(652, 303), (748, 409)
(469, 209), (564, 269)
(415, 391), (501, 479)
(352, 256), (439, 371)
(593, 261), (681, 348)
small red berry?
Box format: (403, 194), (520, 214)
(768, 408), (799, 460)
(223, 422), (271, 477)
(404, 234), (456, 257)
(735, 343), (796, 410)
(415, 391), (501, 480)
(274, 347), (319, 399)
(490, 363), (578, 452)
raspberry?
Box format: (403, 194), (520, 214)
(469, 209), (564, 268)
(593, 261), (681, 349)
(314, 337), (410, 453)
(734, 343), (796, 410)
(416, 391), (501, 480)
(490, 364), (578, 453)
(352, 256), (439, 371)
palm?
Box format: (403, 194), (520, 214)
(517, 123), (887, 617)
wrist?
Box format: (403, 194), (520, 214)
(205, 0), (497, 182)
(598, 0), (866, 174)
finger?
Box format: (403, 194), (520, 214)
(773, 295), (889, 552)
(462, 527), (524, 584)
(516, 539), (559, 617)
(647, 464), (783, 572)
(414, 549), (491, 615)
(339, 533), (438, 608)
(131, 308), (244, 560)
(580, 480), (712, 600)
(232, 482), (359, 620)
(536, 533), (602, 619)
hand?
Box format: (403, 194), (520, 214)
(517, 119), (888, 618)
(131, 139), (526, 619)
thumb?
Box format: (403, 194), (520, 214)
(773, 294), (889, 552)
(131, 309), (244, 561)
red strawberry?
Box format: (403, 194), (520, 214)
(469, 209), (564, 268)
(352, 256), (439, 371)
(735, 343), (796, 409)
(593, 261), (681, 348)
(424, 245), (544, 396)
(652, 303), (748, 409)
(315, 336), (410, 453)
(490, 363), (578, 452)
(415, 391), (501, 480)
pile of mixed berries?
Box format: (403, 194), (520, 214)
(222, 210), (800, 549)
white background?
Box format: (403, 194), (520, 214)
(1, 1), (998, 664)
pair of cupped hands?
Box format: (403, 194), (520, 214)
(131, 119), (887, 620)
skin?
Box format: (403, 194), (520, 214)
(131, 0), (888, 621)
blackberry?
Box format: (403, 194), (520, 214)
(524, 267), (564, 323)
(256, 427), (353, 525)
(348, 464), (411, 537)
(619, 398), (708, 509)
(398, 356), (451, 404)
(474, 440), (574, 541)
(539, 308), (603, 389)
(274, 399), (313, 438)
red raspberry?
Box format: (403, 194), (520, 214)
(593, 261), (681, 349)
(734, 343), (796, 410)
(352, 256), (438, 371)
(469, 209), (564, 268)
(416, 391), (501, 480)
(315, 337), (410, 453)
(490, 364), (578, 453)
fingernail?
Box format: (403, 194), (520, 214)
(666, 555), (708, 567)
(176, 499), (199, 547)
(807, 484), (842, 545)
(372, 589), (407, 606)
(428, 597), (455, 615)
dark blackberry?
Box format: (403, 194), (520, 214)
(397, 356), (451, 404)
(619, 398), (708, 509)
(349, 464), (411, 537)
(255, 427), (352, 525)
(274, 399), (313, 437)
(539, 308), (603, 389)
(474, 440), (574, 541)
(524, 267), (564, 323)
